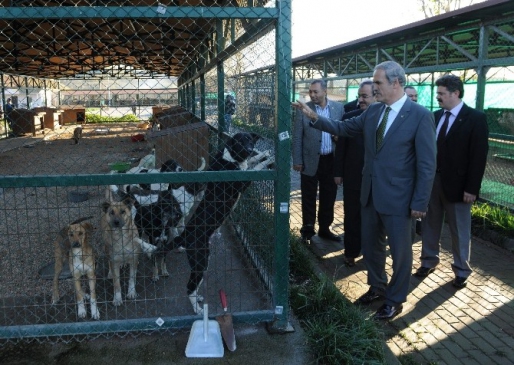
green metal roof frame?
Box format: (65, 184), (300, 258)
(292, 0), (514, 88)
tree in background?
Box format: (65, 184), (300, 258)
(418, 0), (486, 18)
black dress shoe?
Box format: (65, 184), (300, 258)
(374, 304), (403, 320)
(355, 289), (384, 305)
(300, 226), (316, 240)
(414, 266), (435, 277)
(344, 257), (356, 267)
(318, 230), (342, 242)
(452, 276), (468, 289)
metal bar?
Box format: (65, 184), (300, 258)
(0, 311), (275, 339)
(0, 7), (278, 20)
(217, 19), (227, 136)
(475, 25), (489, 111)
(270, 0), (293, 333)
(0, 170), (276, 188)
(440, 35), (477, 62)
(180, 18), (275, 86)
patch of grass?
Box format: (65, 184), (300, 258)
(289, 235), (387, 364)
(85, 113), (139, 124)
(471, 202), (514, 237)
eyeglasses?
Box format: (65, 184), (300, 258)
(358, 94), (372, 99)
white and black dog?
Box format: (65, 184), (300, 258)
(111, 158), (207, 280)
(110, 157), (206, 207)
(133, 189), (184, 281)
(162, 132), (274, 314)
(136, 159), (206, 281)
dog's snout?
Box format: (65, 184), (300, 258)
(71, 241), (81, 248)
(111, 218), (124, 228)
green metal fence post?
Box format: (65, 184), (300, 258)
(269, 0), (293, 333)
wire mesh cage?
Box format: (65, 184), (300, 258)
(0, 0), (293, 343)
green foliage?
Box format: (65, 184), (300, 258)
(290, 235), (387, 365)
(232, 118), (274, 140)
(85, 113), (139, 124)
(471, 202), (514, 237)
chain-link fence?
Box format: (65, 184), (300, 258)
(0, 1), (293, 343)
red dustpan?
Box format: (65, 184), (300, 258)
(216, 289), (237, 351)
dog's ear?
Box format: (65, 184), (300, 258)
(82, 222), (94, 233)
(105, 186), (116, 202)
(122, 194), (135, 208)
(57, 225), (71, 251)
(101, 201), (111, 213)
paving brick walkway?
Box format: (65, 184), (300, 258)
(306, 215), (514, 365)
(290, 168), (514, 364)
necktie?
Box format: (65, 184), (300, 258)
(437, 111), (451, 144)
(376, 106), (391, 150)
(437, 111), (451, 169)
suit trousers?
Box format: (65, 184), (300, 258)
(342, 187), (361, 258)
(361, 193), (413, 306)
(300, 154), (337, 232)
(420, 174), (472, 278)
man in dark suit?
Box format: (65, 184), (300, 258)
(333, 80), (374, 267)
(293, 79), (344, 243)
(344, 97), (359, 113)
(414, 75), (489, 289)
(293, 61), (436, 320)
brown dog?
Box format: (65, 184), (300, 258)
(52, 221), (99, 320)
(101, 189), (155, 306)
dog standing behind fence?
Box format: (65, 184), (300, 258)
(101, 190), (155, 306)
(165, 132), (274, 314)
(52, 220), (99, 320)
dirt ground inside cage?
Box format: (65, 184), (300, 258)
(0, 124), (272, 329)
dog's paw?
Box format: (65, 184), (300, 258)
(151, 274), (160, 282)
(161, 267), (170, 277)
(197, 294), (204, 302)
(90, 301), (100, 320)
(189, 298), (203, 315)
(140, 240), (157, 256)
(113, 293), (123, 306)
(189, 291), (204, 314)
(51, 295), (59, 305)
(127, 290), (137, 299)
(107, 270), (113, 280)
(77, 301), (87, 318)
(260, 150), (271, 159)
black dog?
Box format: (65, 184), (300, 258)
(163, 132), (274, 314)
(133, 190), (183, 281)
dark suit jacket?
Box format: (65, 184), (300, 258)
(334, 108), (365, 190)
(312, 98), (436, 216)
(344, 99), (359, 113)
(292, 100), (344, 176)
(435, 103), (489, 202)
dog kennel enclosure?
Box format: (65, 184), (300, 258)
(0, 0), (293, 343)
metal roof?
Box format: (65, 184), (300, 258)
(293, 0), (514, 78)
(0, 1), (271, 81)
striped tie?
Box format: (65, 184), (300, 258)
(376, 106), (391, 150)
